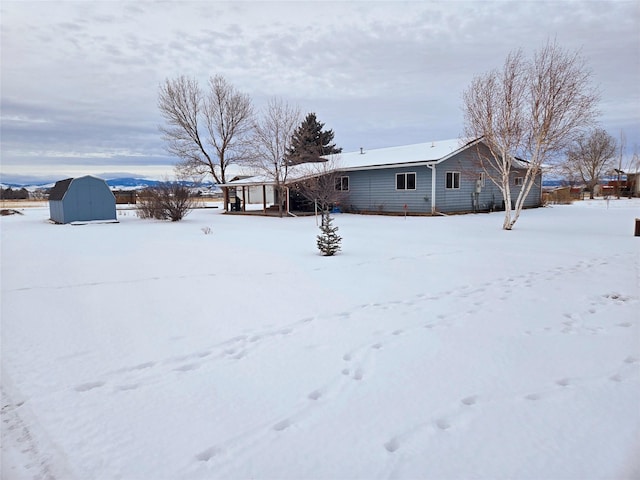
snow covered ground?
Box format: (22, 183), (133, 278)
(1, 200), (639, 480)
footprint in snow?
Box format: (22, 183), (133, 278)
(556, 378), (571, 387)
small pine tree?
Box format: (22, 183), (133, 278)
(317, 210), (342, 256)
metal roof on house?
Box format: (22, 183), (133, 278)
(219, 138), (482, 187)
(336, 138), (476, 170)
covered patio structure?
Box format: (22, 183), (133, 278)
(219, 175), (293, 216)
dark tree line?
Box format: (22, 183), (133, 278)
(0, 187), (29, 199)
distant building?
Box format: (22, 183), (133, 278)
(49, 175), (117, 224)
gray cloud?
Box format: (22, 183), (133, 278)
(1, 1), (638, 180)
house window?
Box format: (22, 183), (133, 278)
(446, 171), (460, 189)
(514, 177), (524, 186)
(479, 172), (486, 187)
(396, 172), (416, 190)
(335, 176), (349, 191)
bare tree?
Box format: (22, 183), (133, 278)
(615, 130), (626, 198)
(463, 40), (599, 229)
(158, 75), (254, 210)
(629, 145), (640, 197)
(249, 97), (301, 217)
(292, 155), (348, 220)
(563, 128), (617, 199)
(137, 181), (196, 222)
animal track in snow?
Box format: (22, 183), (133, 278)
(75, 381), (105, 392)
(384, 438), (400, 453)
(273, 419), (292, 431)
(435, 418), (451, 430)
(115, 384), (139, 391)
(556, 378), (571, 387)
(461, 395), (478, 406)
(195, 446), (221, 462)
(174, 363), (199, 372)
(127, 361), (155, 371)
(308, 390), (323, 400)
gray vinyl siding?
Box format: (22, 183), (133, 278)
(49, 200), (65, 224)
(343, 167), (433, 213)
(342, 145), (542, 214)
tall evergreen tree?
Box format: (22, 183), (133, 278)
(286, 112), (342, 165)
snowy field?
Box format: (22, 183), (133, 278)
(2, 200), (639, 480)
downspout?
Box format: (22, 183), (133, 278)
(427, 163), (436, 214)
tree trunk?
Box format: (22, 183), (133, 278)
(502, 172), (513, 230)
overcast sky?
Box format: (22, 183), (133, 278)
(1, 0), (639, 183)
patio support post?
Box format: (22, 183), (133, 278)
(285, 186), (290, 215)
(262, 185), (267, 213)
(242, 186), (247, 212)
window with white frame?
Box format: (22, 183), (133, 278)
(396, 172), (416, 190)
(446, 171), (461, 189)
(514, 176), (524, 186)
(479, 172), (486, 187)
(335, 176), (349, 191)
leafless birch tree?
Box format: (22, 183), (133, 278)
(563, 128), (617, 199)
(158, 75), (254, 209)
(249, 97), (301, 217)
(463, 40), (599, 229)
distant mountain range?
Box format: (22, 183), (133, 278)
(2, 176), (572, 192)
(1, 177), (220, 192)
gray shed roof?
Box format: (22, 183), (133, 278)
(48, 178), (73, 201)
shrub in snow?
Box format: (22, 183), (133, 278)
(201, 226), (212, 235)
(136, 182), (195, 222)
(316, 210), (341, 256)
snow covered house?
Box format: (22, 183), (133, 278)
(49, 175), (117, 224)
(221, 138), (543, 215)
